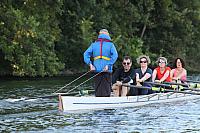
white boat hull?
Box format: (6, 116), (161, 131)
(59, 92), (200, 112)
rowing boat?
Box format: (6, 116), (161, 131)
(58, 90), (200, 112)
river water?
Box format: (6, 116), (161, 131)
(0, 76), (200, 132)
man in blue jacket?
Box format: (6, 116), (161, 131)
(84, 29), (118, 97)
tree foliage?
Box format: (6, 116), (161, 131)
(0, 0), (64, 76)
(0, 0), (200, 76)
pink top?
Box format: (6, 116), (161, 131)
(173, 69), (187, 81)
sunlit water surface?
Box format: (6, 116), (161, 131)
(0, 76), (200, 132)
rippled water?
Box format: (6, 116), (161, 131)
(0, 77), (200, 132)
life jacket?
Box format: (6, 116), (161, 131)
(93, 38), (111, 61)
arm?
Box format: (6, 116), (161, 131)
(108, 44), (118, 65)
(140, 73), (151, 82)
(160, 70), (170, 82)
(137, 68), (152, 83)
(84, 44), (95, 71)
(152, 69), (157, 82)
(136, 73), (140, 82)
(112, 69), (120, 84)
(180, 69), (187, 81)
(83, 44), (93, 65)
(170, 69), (175, 80)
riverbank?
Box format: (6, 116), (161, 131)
(0, 68), (200, 81)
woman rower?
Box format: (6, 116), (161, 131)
(130, 55), (152, 95)
(152, 57), (171, 83)
(170, 57), (187, 83)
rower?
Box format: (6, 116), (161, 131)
(152, 57), (171, 83)
(112, 56), (135, 97)
(130, 55), (152, 95)
(170, 57), (187, 83)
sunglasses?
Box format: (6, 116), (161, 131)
(140, 61), (147, 63)
(159, 61), (165, 64)
(123, 62), (131, 65)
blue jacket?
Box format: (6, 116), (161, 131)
(84, 33), (118, 72)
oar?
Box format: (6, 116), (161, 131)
(122, 84), (200, 95)
(30, 91), (81, 99)
(144, 81), (171, 88)
(54, 70), (91, 93)
(186, 80), (200, 83)
(122, 84), (152, 90)
(66, 71), (104, 94)
(6, 91), (82, 102)
(184, 80), (200, 88)
(182, 87), (200, 91)
(144, 81), (191, 89)
(17, 71), (99, 102)
(163, 81), (189, 87)
(55, 90), (95, 96)
(160, 88), (200, 95)
(7, 71), (93, 102)
(144, 81), (200, 92)
(151, 81), (200, 91)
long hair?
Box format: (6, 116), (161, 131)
(174, 58), (185, 68)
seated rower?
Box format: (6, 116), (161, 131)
(112, 56), (135, 97)
(170, 58), (187, 83)
(130, 55), (152, 95)
(152, 57), (171, 83)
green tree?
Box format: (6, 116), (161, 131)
(0, 0), (64, 76)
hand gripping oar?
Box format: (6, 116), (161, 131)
(54, 70), (91, 93)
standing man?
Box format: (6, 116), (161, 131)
(84, 29), (118, 97)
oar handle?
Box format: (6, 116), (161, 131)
(144, 81), (171, 87)
(122, 84), (151, 89)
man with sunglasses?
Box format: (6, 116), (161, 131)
(112, 56), (135, 96)
(84, 29), (118, 97)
